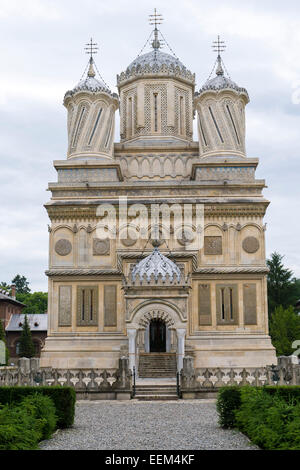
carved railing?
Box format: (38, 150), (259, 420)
(0, 357), (132, 394)
(181, 356), (300, 391)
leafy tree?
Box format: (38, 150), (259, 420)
(12, 275), (31, 294)
(0, 320), (9, 365)
(16, 292), (48, 314)
(0, 282), (10, 293)
(19, 315), (35, 358)
(269, 306), (300, 356)
(267, 252), (299, 315)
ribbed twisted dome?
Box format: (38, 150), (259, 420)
(198, 59), (248, 98)
(131, 246), (181, 283)
(199, 74), (248, 96)
(64, 76), (113, 99)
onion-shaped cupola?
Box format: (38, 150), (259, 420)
(194, 36), (249, 159)
(64, 39), (119, 160)
(117, 10), (195, 146)
(131, 241), (181, 284)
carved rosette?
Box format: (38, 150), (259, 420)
(93, 238), (110, 256)
(242, 236), (260, 254)
(55, 239), (72, 256)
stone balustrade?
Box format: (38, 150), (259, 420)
(180, 355), (300, 398)
(0, 357), (132, 400)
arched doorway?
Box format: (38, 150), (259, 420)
(149, 318), (166, 352)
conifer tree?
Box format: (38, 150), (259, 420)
(19, 315), (35, 358)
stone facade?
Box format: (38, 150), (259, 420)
(40, 28), (276, 371)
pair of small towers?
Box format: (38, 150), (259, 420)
(63, 11), (250, 163)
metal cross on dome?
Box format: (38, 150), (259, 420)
(149, 8), (164, 29)
(84, 38), (99, 59)
(212, 35), (226, 57)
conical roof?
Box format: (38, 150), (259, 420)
(198, 57), (248, 99)
(131, 246), (181, 283)
(64, 58), (113, 100)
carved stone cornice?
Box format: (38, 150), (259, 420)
(45, 201), (268, 221)
(45, 269), (121, 277)
(194, 266), (269, 274)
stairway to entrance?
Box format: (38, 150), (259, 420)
(138, 353), (177, 378)
(134, 383), (178, 401)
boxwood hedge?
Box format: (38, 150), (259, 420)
(0, 386), (76, 429)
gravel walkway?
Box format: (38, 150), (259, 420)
(40, 399), (256, 450)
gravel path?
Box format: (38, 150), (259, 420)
(40, 399), (256, 450)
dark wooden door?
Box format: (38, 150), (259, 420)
(150, 319), (166, 352)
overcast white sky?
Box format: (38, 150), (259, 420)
(0, 0), (299, 292)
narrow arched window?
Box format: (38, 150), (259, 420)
(154, 93), (158, 132)
(179, 96), (184, 135)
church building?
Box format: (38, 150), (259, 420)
(40, 12), (276, 375)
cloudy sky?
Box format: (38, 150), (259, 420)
(0, 0), (299, 292)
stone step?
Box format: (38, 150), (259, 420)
(134, 395), (179, 401)
(138, 353), (177, 378)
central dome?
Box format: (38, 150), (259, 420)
(131, 246), (181, 284)
(127, 50), (186, 72)
(117, 49), (195, 87)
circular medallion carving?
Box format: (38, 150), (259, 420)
(122, 237), (137, 247)
(242, 236), (260, 254)
(177, 230), (195, 246)
(55, 239), (72, 256)
(93, 238), (110, 255)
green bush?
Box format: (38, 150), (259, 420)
(216, 385), (300, 450)
(216, 386), (241, 428)
(0, 393), (58, 450)
(0, 386), (76, 428)
(0, 404), (41, 450)
(264, 385), (300, 402)
(21, 394), (57, 439)
(235, 388), (300, 450)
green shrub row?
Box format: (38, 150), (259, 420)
(0, 393), (57, 450)
(217, 385), (300, 450)
(0, 386), (76, 429)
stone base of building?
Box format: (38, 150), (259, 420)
(40, 335), (127, 369)
(189, 334), (277, 368)
(76, 391), (132, 400)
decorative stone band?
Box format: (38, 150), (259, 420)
(45, 203), (269, 221)
(194, 266), (269, 274)
(117, 64), (195, 87)
(45, 269), (121, 276)
(196, 84), (249, 99)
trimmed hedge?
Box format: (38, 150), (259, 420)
(216, 386), (242, 428)
(0, 394), (57, 450)
(217, 385), (300, 450)
(0, 386), (76, 429)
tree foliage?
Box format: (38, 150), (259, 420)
(16, 292), (48, 314)
(267, 252), (300, 315)
(269, 306), (300, 356)
(12, 275), (30, 294)
(19, 315), (35, 358)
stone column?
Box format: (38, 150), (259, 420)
(176, 328), (186, 372)
(144, 325), (150, 353)
(127, 328), (137, 372)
